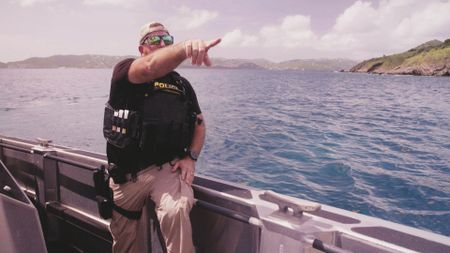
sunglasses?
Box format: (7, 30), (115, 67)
(142, 35), (174, 46)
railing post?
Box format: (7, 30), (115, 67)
(31, 138), (57, 205)
(31, 139), (61, 243)
(0, 138), (3, 161)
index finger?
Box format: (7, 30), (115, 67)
(206, 38), (221, 50)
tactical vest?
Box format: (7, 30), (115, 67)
(104, 71), (196, 170)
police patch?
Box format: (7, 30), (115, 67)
(153, 81), (183, 95)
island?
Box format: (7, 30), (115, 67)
(350, 39), (450, 76)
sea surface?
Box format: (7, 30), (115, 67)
(1, 68), (449, 236)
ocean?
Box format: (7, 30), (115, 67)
(0, 68), (449, 236)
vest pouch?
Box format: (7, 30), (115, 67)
(103, 103), (141, 149)
(140, 121), (186, 166)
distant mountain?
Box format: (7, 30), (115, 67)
(350, 39), (450, 76)
(275, 59), (356, 71)
(6, 55), (133, 69)
(180, 57), (356, 71)
(3, 54), (357, 71)
(0, 61), (6, 68)
(179, 57), (270, 69)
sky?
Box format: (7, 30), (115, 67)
(1, 0), (449, 62)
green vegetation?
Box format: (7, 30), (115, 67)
(350, 39), (450, 76)
(403, 46), (450, 66)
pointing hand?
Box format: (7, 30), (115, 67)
(184, 38), (221, 67)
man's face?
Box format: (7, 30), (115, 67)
(139, 30), (173, 56)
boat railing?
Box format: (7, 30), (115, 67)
(2, 135), (449, 253)
(0, 136), (263, 252)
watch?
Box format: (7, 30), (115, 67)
(187, 150), (199, 161)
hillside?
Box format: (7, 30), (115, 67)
(0, 61), (6, 68)
(180, 58), (269, 69)
(275, 59), (356, 71)
(3, 55), (356, 71)
(350, 39), (450, 76)
(6, 55), (131, 69)
(179, 57), (356, 71)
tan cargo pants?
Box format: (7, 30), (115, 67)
(109, 161), (195, 253)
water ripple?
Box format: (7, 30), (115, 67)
(1, 68), (449, 236)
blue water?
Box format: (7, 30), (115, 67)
(1, 68), (449, 236)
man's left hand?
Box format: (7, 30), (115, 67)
(171, 157), (196, 186)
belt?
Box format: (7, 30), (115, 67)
(122, 159), (177, 182)
(122, 165), (153, 182)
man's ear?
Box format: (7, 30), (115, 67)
(138, 45), (144, 55)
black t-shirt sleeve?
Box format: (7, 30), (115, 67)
(189, 86), (201, 114)
(108, 58), (135, 108)
(112, 58), (134, 84)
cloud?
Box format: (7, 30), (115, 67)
(333, 1), (377, 34)
(392, 1), (450, 38)
(13, 0), (56, 7)
(172, 6), (218, 29)
(262, 15), (316, 47)
(82, 0), (136, 7)
(222, 15), (316, 48)
(318, 0), (450, 58)
(221, 29), (258, 47)
(221, 0), (450, 60)
(13, 0), (139, 7)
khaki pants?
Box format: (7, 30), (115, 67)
(109, 161), (195, 253)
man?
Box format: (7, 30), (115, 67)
(104, 22), (221, 253)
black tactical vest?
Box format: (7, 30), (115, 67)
(104, 71), (196, 171)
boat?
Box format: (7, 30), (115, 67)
(1, 134), (449, 253)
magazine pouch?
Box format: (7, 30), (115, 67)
(103, 103), (141, 149)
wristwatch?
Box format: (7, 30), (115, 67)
(187, 150), (199, 161)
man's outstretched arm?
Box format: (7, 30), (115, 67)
(128, 39), (221, 84)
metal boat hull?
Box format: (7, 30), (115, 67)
(0, 135), (449, 253)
